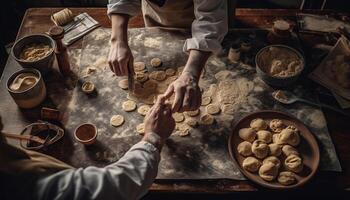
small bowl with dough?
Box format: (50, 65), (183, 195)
(74, 123), (98, 145)
(11, 34), (56, 74)
(255, 45), (305, 87)
(6, 68), (46, 109)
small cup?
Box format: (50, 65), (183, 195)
(7, 68), (46, 109)
(74, 123), (98, 145)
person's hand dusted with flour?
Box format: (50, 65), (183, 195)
(108, 0), (228, 112)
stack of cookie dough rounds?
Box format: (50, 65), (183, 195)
(236, 117), (308, 187)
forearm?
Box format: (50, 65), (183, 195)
(110, 14), (129, 43)
(183, 50), (211, 80)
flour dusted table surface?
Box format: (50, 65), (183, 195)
(1, 8), (350, 193)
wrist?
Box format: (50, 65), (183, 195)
(142, 132), (164, 151)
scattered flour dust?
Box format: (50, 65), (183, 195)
(144, 37), (163, 49)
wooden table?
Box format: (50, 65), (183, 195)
(1, 8), (350, 196)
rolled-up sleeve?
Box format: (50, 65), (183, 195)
(34, 141), (160, 200)
(183, 0), (228, 55)
(107, 0), (141, 17)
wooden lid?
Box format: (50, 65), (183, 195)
(48, 26), (65, 39)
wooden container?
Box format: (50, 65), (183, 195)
(6, 68), (46, 109)
(74, 123), (98, 145)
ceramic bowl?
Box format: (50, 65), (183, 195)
(74, 123), (98, 145)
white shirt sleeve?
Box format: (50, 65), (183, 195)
(107, 0), (141, 17)
(183, 0), (228, 55)
(34, 141), (160, 200)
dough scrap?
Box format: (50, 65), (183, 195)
(150, 58), (162, 68)
(165, 68), (176, 76)
(284, 154), (303, 173)
(222, 104), (235, 115)
(259, 162), (278, 181)
(269, 119), (285, 132)
(268, 143), (282, 156)
(242, 157), (261, 172)
(282, 145), (299, 157)
(110, 115), (124, 127)
(136, 123), (145, 135)
(201, 96), (212, 106)
(278, 171), (296, 186)
(256, 130), (272, 143)
(238, 128), (256, 142)
(263, 156), (281, 169)
(185, 109), (200, 117)
(185, 118), (198, 127)
(250, 118), (268, 131)
(172, 112), (185, 122)
(237, 141), (252, 157)
(200, 114), (215, 125)
(118, 79), (129, 90)
(177, 124), (190, 136)
(252, 140), (269, 159)
(137, 105), (150, 116)
(206, 104), (221, 115)
(134, 62), (146, 71)
(122, 100), (137, 112)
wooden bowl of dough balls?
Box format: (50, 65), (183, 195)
(228, 110), (320, 189)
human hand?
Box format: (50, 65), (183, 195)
(143, 100), (175, 144)
(108, 40), (134, 76)
(159, 71), (202, 113)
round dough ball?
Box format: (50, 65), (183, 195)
(134, 62), (146, 71)
(201, 96), (212, 106)
(136, 123), (145, 135)
(272, 133), (281, 144)
(286, 125), (299, 132)
(185, 109), (200, 117)
(250, 118), (268, 131)
(268, 143), (282, 156)
(238, 128), (256, 142)
(252, 140), (269, 159)
(137, 105), (150, 116)
(110, 115), (124, 127)
(206, 104), (221, 115)
(242, 157), (261, 172)
(256, 130), (272, 143)
(278, 171), (297, 186)
(237, 141), (252, 157)
(150, 58), (162, 68)
(200, 114), (215, 125)
(284, 154), (303, 173)
(269, 119), (285, 132)
(282, 145), (299, 157)
(263, 156), (281, 169)
(279, 128), (300, 146)
(165, 68), (176, 76)
(185, 118), (198, 127)
(258, 162), (278, 181)
(122, 100), (137, 112)
(172, 112), (185, 122)
(118, 79), (129, 90)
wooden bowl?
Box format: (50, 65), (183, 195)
(74, 123), (98, 145)
(228, 110), (320, 189)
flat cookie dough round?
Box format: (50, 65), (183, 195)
(165, 68), (176, 76)
(136, 123), (145, 135)
(185, 118), (198, 127)
(150, 58), (162, 68)
(222, 104), (235, 115)
(201, 96), (212, 106)
(134, 62), (146, 71)
(172, 112), (185, 122)
(118, 79), (129, 90)
(110, 115), (124, 127)
(206, 104), (221, 115)
(122, 100), (137, 112)
(185, 109), (200, 117)
(135, 73), (149, 83)
(200, 114), (215, 125)
(137, 105), (151, 116)
(149, 71), (166, 81)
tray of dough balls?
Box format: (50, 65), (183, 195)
(228, 110), (320, 189)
